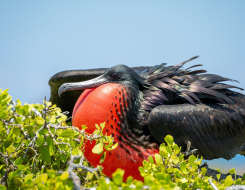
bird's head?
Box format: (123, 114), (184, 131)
(58, 65), (147, 96)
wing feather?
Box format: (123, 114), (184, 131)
(148, 95), (245, 160)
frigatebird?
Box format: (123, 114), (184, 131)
(49, 56), (245, 180)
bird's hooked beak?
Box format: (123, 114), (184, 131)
(58, 75), (109, 96)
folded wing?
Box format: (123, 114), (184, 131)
(148, 95), (245, 160)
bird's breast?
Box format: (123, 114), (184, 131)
(72, 83), (158, 181)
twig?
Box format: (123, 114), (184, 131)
(67, 155), (98, 190)
(182, 141), (197, 156)
(208, 178), (219, 190)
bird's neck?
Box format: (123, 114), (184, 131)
(117, 85), (159, 150)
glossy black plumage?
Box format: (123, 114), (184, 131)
(49, 57), (245, 160)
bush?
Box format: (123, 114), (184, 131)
(0, 89), (244, 190)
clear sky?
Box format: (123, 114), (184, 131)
(1, 1), (245, 175)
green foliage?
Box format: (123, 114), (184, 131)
(0, 89), (245, 189)
(0, 89), (117, 189)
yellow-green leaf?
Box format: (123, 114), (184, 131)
(112, 169), (125, 186)
(35, 173), (48, 184)
(95, 124), (100, 130)
(215, 168), (220, 173)
(154, 154), (163, 165)
(201, 167), (207, 175)
(188, 155), (196, 164)
(6, 145), (16, 155)
(60, 171), (69, 181)
(180, 178), (188, 183)
(229, 168), (236, 175)
(47, 137), (54, 156)
(217, 174), (221, 181)
(138, 166), (146, 176)
(100, 122), (106, 130)
(0, 110), (7, 119)
(92, 142), (103, 155)
(108, 143), (118, 151)
(17, 164), (25, 171)
(82, 125), (88, 130)
(36, 117), (45, 125)
(180, 162), (188, 174)
(165, 135), (174, 146)
(224, 175), (233, 187)
(37, 135), (45, 147)
(60, 130), (75, 137)
(148, 156), (154, 164)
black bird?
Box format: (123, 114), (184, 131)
(50, 56), (245, 160)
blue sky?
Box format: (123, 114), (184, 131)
(1, 1), (245, 175)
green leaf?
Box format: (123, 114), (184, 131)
(108, 143), (118, 151)
(112, 169), (125, 186)
(201, 168), (207, 175)
(35, 173), (48, 184)
(13, 127), (20, 136)
(159, 144), (168, 158)
(17, 164), (25, 171)
(156, 173), (165, 181)
(165, 135), (174, 146)
(24, 174), (33, 183)
(100, 152), (106, 164)
(215, 168), (220, 173)
(92, 142), (103, 154)
(22, 105), (29, 115)
(224, 175), (233, 187)
(0, 185), (7, 190)
(60, 171), (69, 181)
(188, 155), (196, 164)
(180, 178), (188, 183)
(180, 162), (188, 174)
(154, 154), (163, 165)
(82, 125), (88, 130)
(13, 178), (23, 187)
(37, 135), (45, 147)
(144, 175), (154, 185)
(217, 174), (221, 181)
(60, 153), (67, 163)
(167, 168), (174, 173)
(47, 137), (54, 156)
(56, 157), (60, 168)
(173, 157), (180, 164)
(60, 130), (75, 137)
(126, 176), (133, 185)
(47, 169), (56, 178)
(36, 117), (45, 125)
(148, 156), (154, 164)
(6, 145), (16, 155)
(15, 157), (23, 165)
(229, 168), (236, 175)
(40, 146), (51, 163)
(235, 178), (242, 185)
(0, 110), (7, 119)
(138, 166), (146, 176)
(100, 122), (106, 130)
(242, 173), (245, 181)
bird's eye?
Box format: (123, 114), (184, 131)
(112, 73), (120, 80)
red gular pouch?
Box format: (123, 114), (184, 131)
(72, 83), (158, 181)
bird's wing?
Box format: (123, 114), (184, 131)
(49, 67), (150, 116)
(148, 95), (245, 160)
